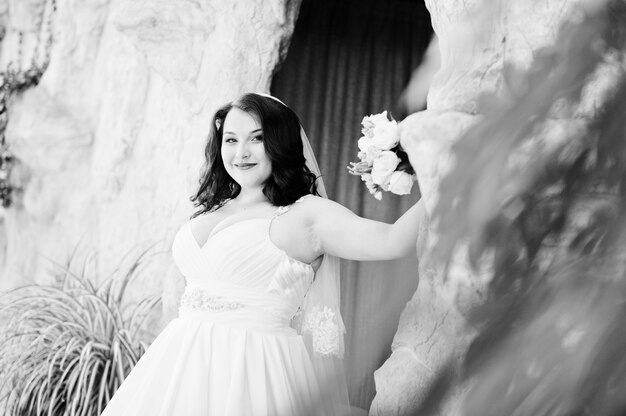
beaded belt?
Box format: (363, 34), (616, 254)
(177, 286), (296, 334)
(179, 287), (245, 312)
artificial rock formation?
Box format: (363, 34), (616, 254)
(0, 0), (301, 327)
(370, 0), (605, 415)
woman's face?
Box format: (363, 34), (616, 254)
(221, 107), (272, 190)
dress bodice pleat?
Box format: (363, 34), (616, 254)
(171, 215), (315, 322)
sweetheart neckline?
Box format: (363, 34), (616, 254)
(189, 217), (268, 249)
(186, 218), (315, 271)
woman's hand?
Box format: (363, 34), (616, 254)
(301, 196), (425, 262)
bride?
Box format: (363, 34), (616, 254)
(100, 93), (423, 416)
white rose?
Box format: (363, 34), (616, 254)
(358, 136), (382, 163)
(357, 136), (372, 152)
(388, 171), (415, 195)
(361, 111), (391, 138)
(371, 151), (400, 186)
(371, 120), (400, 150)
(366, 111), (390, 125)
(366, 145), (382, 164)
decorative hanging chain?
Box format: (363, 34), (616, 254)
(0, 0), (56, 208)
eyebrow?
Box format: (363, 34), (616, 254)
(223, 128), (263, 135)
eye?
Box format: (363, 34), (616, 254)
(251, 135), (263, 142)
(224, 137), (237, 143)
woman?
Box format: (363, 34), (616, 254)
(101, 93), (423, 416)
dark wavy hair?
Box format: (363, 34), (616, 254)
(190, 93), (320, 217)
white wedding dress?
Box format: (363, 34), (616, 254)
(100, 205), (329, 416)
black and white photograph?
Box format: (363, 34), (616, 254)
(0, 0), (625, 415)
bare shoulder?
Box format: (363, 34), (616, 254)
(292, 195), (351, 221)
(295, 194), (343, 211)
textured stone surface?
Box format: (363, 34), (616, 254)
(370, 0), (602, 415)
(7, 0), (47, 32)
(0, 0), (301, 329)
(398, 110), (477, 214)
(426, 0), (582, 114)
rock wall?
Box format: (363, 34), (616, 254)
(370, 0), (607, 415)
(0, 0), (301, 327)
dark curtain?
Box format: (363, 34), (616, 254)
(271, 0), (432, 410)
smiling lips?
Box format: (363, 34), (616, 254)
(234, 163), (257, 170)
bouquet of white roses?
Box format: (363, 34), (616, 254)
(347, 111), (416, 200)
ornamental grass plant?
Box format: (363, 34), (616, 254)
(0, 249), (162, 416)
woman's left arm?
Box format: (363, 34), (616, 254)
(307, 196), (426, 261)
